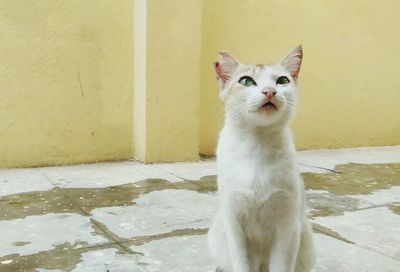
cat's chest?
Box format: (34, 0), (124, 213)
(219, 153), (300, 224)
(218, 150), (295, 197)
(217, 127), (298, 197)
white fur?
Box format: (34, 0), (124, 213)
(208, 47), (315, 272)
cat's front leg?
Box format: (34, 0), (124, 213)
(269, 221), (301, 272)
(222, 200), (250, 272)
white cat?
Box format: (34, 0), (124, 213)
(208, 46), (315, 272)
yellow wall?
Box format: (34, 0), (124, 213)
(2, 0), (400, 168)
(200, 0), (400, 154)
(0, 0), (134, 168)
(134, 0), (201, 163)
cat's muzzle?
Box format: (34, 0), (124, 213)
(262, 101), (278, 111)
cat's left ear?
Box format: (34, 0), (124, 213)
(281, 46), (303, 80)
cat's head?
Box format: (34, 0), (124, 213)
(214, 46), (303, 128)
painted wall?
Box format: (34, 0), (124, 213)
(134, 0), (202, 163)
(2, 0), (400, 168)
(0, 0), (134, 168)
(200, 0), (400, 154)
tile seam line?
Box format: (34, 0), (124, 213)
(38, 169), (58, 188)
(314, 224), (400, 262)
(298, 162), (343, 173)
(119, 227), (209, 247)
(151, 165), (186, 181)
(0, 241), (134, 264)
(151, 165), (210, 192)
(351, 242), (400, 262)
(354, 203), (400, 212)
(40, 171), (135, 254)
(89, 218), (140, 255)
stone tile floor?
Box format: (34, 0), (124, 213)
(1, 146), (400, 272)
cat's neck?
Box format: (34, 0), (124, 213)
(222, 117), (294, 153)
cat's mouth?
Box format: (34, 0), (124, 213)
(261, 101), (278, 111)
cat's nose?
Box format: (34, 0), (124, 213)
(262, 89), (277, 100)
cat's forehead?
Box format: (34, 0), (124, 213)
(238, 63), (285, 77)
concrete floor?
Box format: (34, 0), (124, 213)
(1, 146), (400, 272)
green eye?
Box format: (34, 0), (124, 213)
(238, 76), (257, 87)
(276, 76), (290, 85)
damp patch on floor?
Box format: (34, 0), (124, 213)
(90, 189), (218, 238)
(303, 163), (400, 195)
(304, 163), (400, 219)
(0, 161), (399, 271)
(0, 176), (217, 221)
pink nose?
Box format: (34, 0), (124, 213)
(262, 89), (277, 100)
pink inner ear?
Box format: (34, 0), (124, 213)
(282, 47), (303, 79)
(214, 61), (229, 81)
(291, 59), (301, 78)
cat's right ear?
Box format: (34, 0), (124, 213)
(214, 51), (239, 89)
